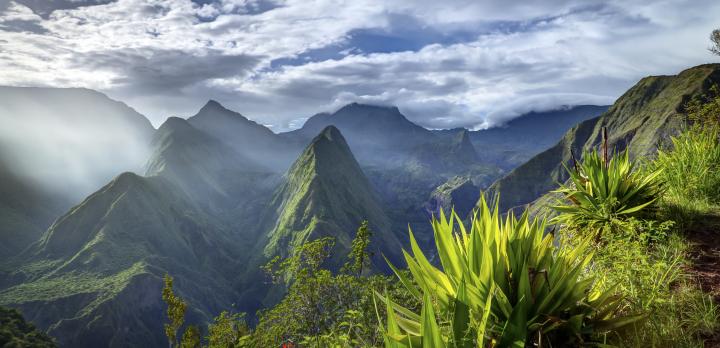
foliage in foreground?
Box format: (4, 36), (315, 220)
(574, 222), (719, 347)
(654, 125), (720, 224)
(553, 125), (720, 347)
(379, 196), (639, 347)
(253, 224), (418, 347)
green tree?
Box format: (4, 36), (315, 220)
(262, 237), (335, 283)
(342, 220), (374, 276)
(710, 28), (720, 56)
(162, 274), (187, 348)
(207, 311), (249, 348)
(180, 325), (201, 348)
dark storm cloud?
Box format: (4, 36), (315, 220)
(70, 48), (261, 96)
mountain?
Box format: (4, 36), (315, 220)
(0, 162), (68, 260)
(446, 105), (608, 169)
(283, 103), (434, 166)
(424, 176), (480, 218)
(0, 118), (280, 347)
(262, 126), (402, 269)
(145, 117), (271, 212)
(187, 100), (299, 171)
(491, 64), (720, 211)
(0, 172), (244, 347)
(0, 86), (154, 200)
(0, 87), (156, 259)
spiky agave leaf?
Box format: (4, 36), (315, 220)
(378, 195), (640, 347)
(552, 148), (662, 231)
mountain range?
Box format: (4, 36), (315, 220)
(0, 79), (628, 346)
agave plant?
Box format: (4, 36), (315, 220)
(376, 196), (640, 347)
(551, 146), (662, 233)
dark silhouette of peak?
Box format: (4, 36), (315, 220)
(187, 100), (298, 172)
(201, 99), (224, 110)
(157, 116), (194, 133)
(317, 125), (343, 142)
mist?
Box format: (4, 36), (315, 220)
(0, 86), (154, 203)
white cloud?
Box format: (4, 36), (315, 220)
(0, 0), (718, 129)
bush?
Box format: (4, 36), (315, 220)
(552, 146), (662, 238)
(654, 125), (720, 224)
(378, 196), (639, 347)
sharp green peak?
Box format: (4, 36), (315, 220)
(262, 125), (401, 271)
(313, 125), (349, 150)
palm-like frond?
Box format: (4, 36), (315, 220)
(552, 149), (662, 231)
(377, 197), (639, 347)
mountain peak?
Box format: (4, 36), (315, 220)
(199, 99), (227, 112)
(158, 116), (193, 133)
(318, 125), (343, 141)
(338, 102), (399, 113)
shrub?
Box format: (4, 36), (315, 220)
(378, 196), (639, 347)
(552, 146), (662, 237)
(654, 125), (720, 223)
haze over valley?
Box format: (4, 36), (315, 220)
(1, 1), (720, 347)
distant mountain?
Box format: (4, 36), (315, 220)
(0, 118), (279, 347)
(188, 100), (299, 171)
(0, 163), (67, 260)
(0, 87), (155, 259)
(262, 126), (402, 269)
(0, 86), (154, 200)
(442, 105), (608, 169)
(145, 117), (271, 211)
(491, 64), (720, 211)
(424, 176), (480, 218)
(282, 103), (434, 166)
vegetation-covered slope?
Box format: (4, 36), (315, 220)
(0, 87), (156, 260)
(0, 173), (244, 347)
(263, 126), (403, 269)
(492, 64), (720, 211)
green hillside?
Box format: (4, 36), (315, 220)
(492, 64), (720, 211)
(262, 126), (403, 269)
(0, 173), (244, 347)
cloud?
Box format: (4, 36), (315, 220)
(69, 48), (260, 96)
(0, 0), (718, 128)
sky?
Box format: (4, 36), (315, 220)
(0, 0), (718, 131)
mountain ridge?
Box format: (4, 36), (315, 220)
(490, 63), (720, 211)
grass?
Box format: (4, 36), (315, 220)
(654, 125), (720, 227)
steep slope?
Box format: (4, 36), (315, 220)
(468, 105), (609, 168)
(263, 126), (403, 269)
(424, 176), (480, 218)
(187, 100), (300, 171)
(491, 64), (720, 211)
(0, 162), (68, 259)
(0, 118), (279, 347)
(0, 87), (155, 259)
(145, 117), (272, 213)
(0, 173), (243, 347)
